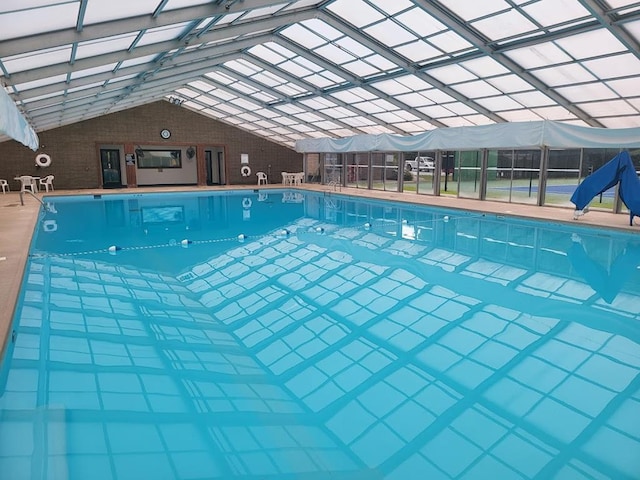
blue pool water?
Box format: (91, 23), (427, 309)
(0, 189), (639, 480)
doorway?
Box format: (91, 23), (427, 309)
(100, 149), (123, 188)
(205, 147), (225, 185)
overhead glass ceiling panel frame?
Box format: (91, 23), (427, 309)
(1, 0), (640, 149)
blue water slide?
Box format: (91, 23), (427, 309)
(570, 150), (640, 225)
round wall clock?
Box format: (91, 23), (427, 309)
(160, 129), (171, 139)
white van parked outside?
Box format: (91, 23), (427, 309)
(405, 156), (434, 172)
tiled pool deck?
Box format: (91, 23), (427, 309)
(0, 184), (638, 357)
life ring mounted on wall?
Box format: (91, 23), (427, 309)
(241, 165), (251, 177)
(35, 153), (52, 168)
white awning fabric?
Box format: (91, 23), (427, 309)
(294, 121), (640, 153)
(0, 87), (39, 151)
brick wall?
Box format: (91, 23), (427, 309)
(0, 101), (302, 190)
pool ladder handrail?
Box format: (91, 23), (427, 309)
(19, 189), (45, 207)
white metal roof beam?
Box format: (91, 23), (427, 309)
(272, 38), (447, 129)
(0, 0), (296, 57)
(412, 0), (603, 127)
(318, 10), (506, 124)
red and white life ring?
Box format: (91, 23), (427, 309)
(241, 165), (251, 177)
(35, 153), (52, 168)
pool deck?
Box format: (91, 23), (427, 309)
(1, 184), (638, 357)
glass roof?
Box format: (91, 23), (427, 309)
(2, 0), (640, 148)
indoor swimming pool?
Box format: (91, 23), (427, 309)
(0, 189), (639, 480)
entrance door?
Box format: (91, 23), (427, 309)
(100, 149), (123, 188)
(205, 148), (225, 185)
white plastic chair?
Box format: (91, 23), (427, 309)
(0, 179), (8, 193)
(17, 175), (37, 193)
(256, 172), (267, 185)
(39, 174), (55, 192)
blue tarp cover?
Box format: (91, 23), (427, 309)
(570, 151), (640, 225)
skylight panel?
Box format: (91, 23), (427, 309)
(341, 116), (375, 127)
(505, 43), (572, 69)
(532, 64), (597, 87)
(471, 10), (538, 41)
(373, 112), (406, 123)
(445, 102), (478, 115)
(292, 56), (324, 73)
(254, 108), (279, 118)
(367, 55), (398, 71)
(303, 74), (336, 88)
(437, 0), (510, 22)
(225, 59), (261, 76)
(278, 60), (314, 77)
(274, 83), (308, 96)
(440, 117), (474, 127)
(555, 30), (626, 60)
(315, 44), (357, 64)
(66, 81), (106, 94)
(460, 57), (510, 77)
(578, 100), (637, 117)
(241, 4), (286, 20)
(70, 64), (118, 80)
(1, 3), (78, 41)
(15, 74), (67, 92)
(214, 12), (244, 27)
(364, 20), (417, 47)
(290, 124), (315, 133)
(76, 33), (139, 60)
(509, 91), (555, 107)
(207, 89), (236, 101)
(372, 79), (412, 95)
(452, 80), (502, 99)
(342, 60), (381, 77)
(475, 96), (524, 111)
(521, 0), (590, 27)
(418, 105), (455, 118)
(301, 18), (344, 41)
(137, 23), (191, 47)
(231, 98), (262, 111)
(485, 75), (533, 95)
(583, 53), (640, 79)
(295, 112), (324, 122)
(271, 116), (296, 126)
(394, 40), (442, 63)
(429, 31), (475, 54)
(255, 119), (277, 129)
(389, 109), (420, 121)
(321, 106), (355, 118)
(83, 0), (158, 24)
(189, 80), (215, 92)
(205, 71), (236, 85)
(196, 96), (219, 107)
(532, 105), (576, 120)
(370, 0), (414, 15)
(281, 0), (324, 11)
(3, 46), (71, 74)
(279, 24), (325, 49)
(119, 54), (158, 69)
(427, 64), (477, 84)
(395, 8), (446, 36)
(327, 0), (385, 28)
(497, 110), (541, 122)
(422, 89), (456, 104)
(556, 83), (618, 102)
(396, 92), (434, 108)
(606, 77), (640, 97)
(179, 87), (207, 98)
(275, 104), (305, 115)
(251, 91), (278, 102)
(249, 45), (289, 64)
(334, 37), (374, 57)
(599, 116), (640, 128)
(231, 82), (259, 95)
(216, 103), (243, 115)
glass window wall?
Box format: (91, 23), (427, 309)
(544, 149), (581, 207)
(457, 150), (483, 200)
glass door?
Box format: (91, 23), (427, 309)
(100, 149), (122, 188)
